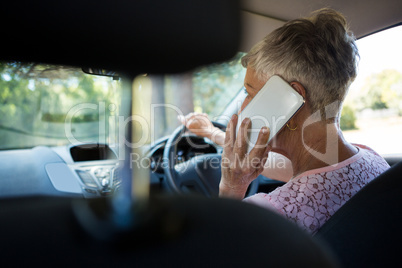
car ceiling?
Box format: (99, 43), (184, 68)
(2, 0), (401, 72)
(240, 0), (402, 51)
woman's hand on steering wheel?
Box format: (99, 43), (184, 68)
(178, 113), (214, 137)
(219, 114), (271, 199)
(178, 113), (225, 146)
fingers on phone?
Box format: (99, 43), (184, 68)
(234, 117), (251, 155)
(224, 114), (238, 150)
(249, 126), (270, 157)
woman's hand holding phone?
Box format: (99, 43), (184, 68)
(219, 114), (271, 199)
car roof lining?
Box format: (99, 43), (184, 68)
(240, 0), (402, 51)
(2, 0), (401, 72)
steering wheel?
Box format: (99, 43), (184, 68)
(163, 121), (258, 197)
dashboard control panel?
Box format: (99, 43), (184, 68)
(75, 163), (121, 197)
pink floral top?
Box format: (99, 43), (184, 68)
(243, 144), (390, 234)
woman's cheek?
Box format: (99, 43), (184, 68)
(238, 96), (251, 114)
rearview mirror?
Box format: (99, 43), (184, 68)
(82, 67), (120, 79)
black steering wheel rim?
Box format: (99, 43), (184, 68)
(163, 121), (258, 197)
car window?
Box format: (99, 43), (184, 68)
(341, 26), (402, 155)
(0, 62), (122, 150)
(133, 52), (246, 143)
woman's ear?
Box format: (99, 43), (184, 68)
(290, 81), (311, 120)
(290, 82), (307, 100)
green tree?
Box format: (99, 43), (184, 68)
(340, 104), (357, 130)
(360, 69), (402, 112)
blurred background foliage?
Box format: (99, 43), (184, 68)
(192, 52), (246, 116)
(340, 105), (357, 130)
(341, 69), (402, 130)
(359, 69), (402, 113)
(0, 62), (121, 149)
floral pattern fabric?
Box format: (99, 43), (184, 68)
(243, 144), (390, 234)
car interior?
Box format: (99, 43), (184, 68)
(1, 0), (402, 267)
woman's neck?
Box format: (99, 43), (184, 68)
(285, 122), (358, 178)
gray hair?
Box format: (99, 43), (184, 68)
(241, 8), (359, 115)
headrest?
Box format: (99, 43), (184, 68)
(2, 0), (240, 74)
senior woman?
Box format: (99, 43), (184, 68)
(179, 9), (389, 234)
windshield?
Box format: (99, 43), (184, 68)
(0, 54), (246, 150)
(0, 62), (121, 150)
(134, 52), (246, 142)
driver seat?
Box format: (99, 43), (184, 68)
(317, 161), (402, 267)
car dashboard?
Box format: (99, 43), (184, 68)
(0, 133), (286, 199)
(0, 135), (214, 198)
(0, 144), (120, 198)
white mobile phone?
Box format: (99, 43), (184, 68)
(236, 75), (305, 153)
